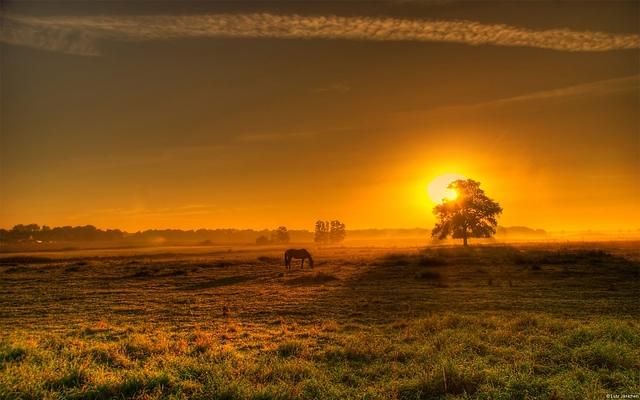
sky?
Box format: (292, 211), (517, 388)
(1, 1), (639, 232)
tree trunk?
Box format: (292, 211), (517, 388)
(462, 233), (468, 246)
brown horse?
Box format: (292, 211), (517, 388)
(284, 248), (314, 269)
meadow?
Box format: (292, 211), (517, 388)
(0, 242), (638, 399)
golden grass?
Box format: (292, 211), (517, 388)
(0, 242), (639, 399)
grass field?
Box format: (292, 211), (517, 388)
(1, 242), (639, 399)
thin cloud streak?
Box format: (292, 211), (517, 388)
(472, 74), (640, 108)
(390, 74), (639, 118)
(68, 204), (224, 221)
(237, 131), (318, 143)
(3, 13), (639, 55)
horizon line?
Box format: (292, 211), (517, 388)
(2, 224), (640, 235)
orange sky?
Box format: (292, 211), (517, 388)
(1, 1), (639, 232)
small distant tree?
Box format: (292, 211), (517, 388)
(432, 179), (502, 246)
(271, 226), (290, 244)
(329, 220), (346, 244)
(255, 235), (270, 245)
(314, 220), (330, 244)
(315, 220), (346, 244)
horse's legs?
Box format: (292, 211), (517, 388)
(301, 258), (305, 269)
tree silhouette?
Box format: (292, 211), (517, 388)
(314, 220), (330, 244)
(271, 226), (290, 243)
(432, 179), (502, 246)
(315, 220), (346, 244)
(329, 220), (346, 244)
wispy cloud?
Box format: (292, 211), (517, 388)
(3, 13), (639, 55)
(390, 74), (639, 119)
(237, 131), (318, 143)
(70, 204), (222, 220)
(469, 74), (640, 109)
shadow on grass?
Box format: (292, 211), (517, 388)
(299, 245), (640, 321)
(379, 246), (638, 274)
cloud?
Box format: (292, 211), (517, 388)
(390, 74), (639, 119)
(2, 17), (100, 56)
(70, 204), (223, 220)
(469, 74), (640, 109)
(2, 13), (639, 55)
(237, 131), (318, 143)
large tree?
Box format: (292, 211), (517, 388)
(432, 179), (502, 246)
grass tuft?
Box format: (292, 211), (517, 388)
(0, 346), (28, 363)
(277, 340), (304, 358)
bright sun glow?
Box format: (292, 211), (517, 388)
(427, 173), (466, 203)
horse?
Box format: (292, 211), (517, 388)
(284, 248), (314, 269)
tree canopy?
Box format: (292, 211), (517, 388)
(315, 220), (346, 244)
(432, 179), (502, 246)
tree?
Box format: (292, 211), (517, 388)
(431, 179), (502, 246)
(314, 220), (329, 244)
(11, 224), (40, 233)
(315, 220), (346, 244)
(329, 220), (346, 244)
(271, 226), (290, 244)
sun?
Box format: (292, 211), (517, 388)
(427, 173), (465, 203)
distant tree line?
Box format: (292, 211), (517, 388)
(1, 221), (347, 244)
(314, 220), (346, 244)
(0, 224), (125, 243)
(1, 220), (545, 246)
(0, 224), (311, 244)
